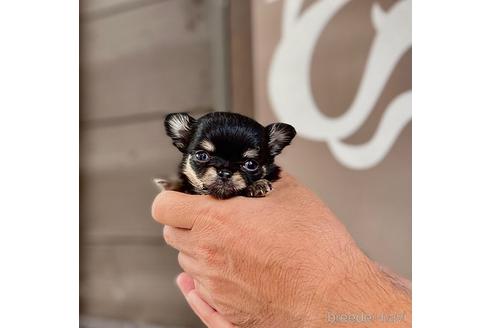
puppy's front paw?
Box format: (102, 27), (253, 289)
(153, 177), (184, 192)
(246, 179), (273, 197)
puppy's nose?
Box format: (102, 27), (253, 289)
(217, 169), (232, 179)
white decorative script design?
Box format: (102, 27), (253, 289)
(268, 0), (412, 169)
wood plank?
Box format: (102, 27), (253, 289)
(80, 315), (180, 328)
(80, 244), (204, 327)
(81, 0), (165, 19)
(81, 165), (169, 241)
(81, 119), (180, 171)
(81, 0), (212, 121)
(81, 0), (145, 15)
(81, 0), (209, 65)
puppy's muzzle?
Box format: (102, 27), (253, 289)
(217, 169), (232, 179)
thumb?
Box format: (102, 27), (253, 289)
(152, 190), (211, 229)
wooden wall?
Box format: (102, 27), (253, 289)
(80, 1), (218, 326)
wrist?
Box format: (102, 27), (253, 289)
(307, 252), (411, 328)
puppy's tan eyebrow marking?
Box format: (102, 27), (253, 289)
(183, 155), (204, 191)
(243, 148), (259, 158)
(200, 140), (215, 152)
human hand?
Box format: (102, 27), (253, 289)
(152, 174), (411, 327)
(175, 271), (236, 328)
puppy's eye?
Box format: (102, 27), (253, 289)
(243, 160), (259, 172)
(195, 150), (210, 162)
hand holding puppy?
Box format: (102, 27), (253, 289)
(152, 174), (411, 327)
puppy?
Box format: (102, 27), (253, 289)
(155, 112), (296, 199)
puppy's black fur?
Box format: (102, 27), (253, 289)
(161, 112), (296, 199)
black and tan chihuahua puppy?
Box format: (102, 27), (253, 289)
(155, 112), (296, 199)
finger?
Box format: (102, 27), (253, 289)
(176, 254), (218, 308)
(151, 190), (210, 229)
(176, 271), (195, 292)
(176, 272), (236, 328)
(177, 252), (201, 276)
(194, 278), (220, 311)
(163, 225), (194, 254)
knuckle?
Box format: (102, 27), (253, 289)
(205, 276), (232, 301)
(198, 244), (228, 268)
(212, 208), (229, 225)
(192, 207), (229, 235)
(177, 252), (187, 270)
(204, 201), (229, 226)
(199, 245), (218, 264)
(162, 225), (173, 244)
(206, 277), (222, 294)
(189, 203), (212, 231)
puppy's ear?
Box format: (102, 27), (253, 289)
(164, 113), (197, 152)
(265, 123), (296, 156)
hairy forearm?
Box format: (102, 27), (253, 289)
(308, 258), (411, 328)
